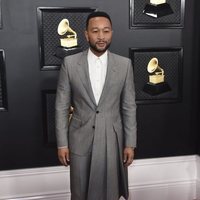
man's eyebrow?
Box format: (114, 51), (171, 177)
(91, 26), (111, 29)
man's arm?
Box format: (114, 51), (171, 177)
(55, 59), (71, 166)
(123, 147), (135, 167)
(121, 59), (137, 166)
(58, 147), (70, 166)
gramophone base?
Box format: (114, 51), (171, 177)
(143, 3), (173, 18)
(55, 46), (82, 59)
(143, 82), (171, 95)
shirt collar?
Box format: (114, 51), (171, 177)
(88, 49), (108, 66)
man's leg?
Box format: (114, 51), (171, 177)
(70, 152), (92, 200)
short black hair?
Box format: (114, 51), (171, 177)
(86, 11), (112, 29)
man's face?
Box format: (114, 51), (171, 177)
(85, 17), (113, 56)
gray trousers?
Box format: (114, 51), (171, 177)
(70, 152), (92, 200)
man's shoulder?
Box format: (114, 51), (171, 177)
(63, 51), (85, 62)
(109, 51), (131, 64)
(109, 51), (130, 61)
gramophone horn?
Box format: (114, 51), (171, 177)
(147, 57), (158, 73)
(57, 19), (70, 35)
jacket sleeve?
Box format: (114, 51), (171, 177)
(121, 59), (137, 148)
(55, 58), (71, 148)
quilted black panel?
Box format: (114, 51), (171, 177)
(38, 8), (95, 69)
(130, 48), (183, 103)
(130, 0), (184, 27)
(42, 91), (56, 146)
(0, 50), (7, 111)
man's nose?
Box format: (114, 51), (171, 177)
(97, 31), (105, 39)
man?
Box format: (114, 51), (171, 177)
(55, 11), (137, 200)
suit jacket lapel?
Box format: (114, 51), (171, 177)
(98, 51), (116, 106)
(77, 50), (116, 107)
(77, 50), (97, 106)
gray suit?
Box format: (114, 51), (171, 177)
(55, 50), (137, 200)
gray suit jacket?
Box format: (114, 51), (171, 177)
(55, 50), (137, 155)
(55, 49), (137, 199)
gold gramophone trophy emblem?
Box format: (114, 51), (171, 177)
(55, 18), (82, 59)
(143, 0), (173, 18)
(143, 57), (171, 95)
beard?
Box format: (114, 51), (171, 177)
(88, 40), (111, 54)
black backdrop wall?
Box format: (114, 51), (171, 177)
(193, 0), (200, 155)
(0, 0), (198, 170)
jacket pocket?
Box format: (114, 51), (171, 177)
(69, 117), (82, 129)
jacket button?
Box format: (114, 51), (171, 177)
(96, 111), (99, 114)
(92, 126), (95, 129)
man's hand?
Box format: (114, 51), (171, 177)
(58, 147), (70, 166)
(123, 147), (134, 167)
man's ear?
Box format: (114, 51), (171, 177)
(84, 30), (89, 42)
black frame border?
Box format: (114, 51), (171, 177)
(0, 0), (2, 29)
(42, 90), (57, 147)
(0, 49), (8, 111)
(129, 47), (183, 104)
(37, 7), (96, 71)
(130, 0), (185, 29)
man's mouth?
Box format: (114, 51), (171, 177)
(96, 42), (106, 47)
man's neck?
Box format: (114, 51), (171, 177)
(89, 48), (107, 57)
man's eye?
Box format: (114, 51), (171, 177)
(104, 29), (111, 33)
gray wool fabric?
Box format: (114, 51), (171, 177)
(55, 50), (137, 200)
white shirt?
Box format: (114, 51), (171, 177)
(87, 49), (108, 104)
